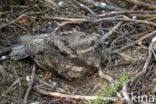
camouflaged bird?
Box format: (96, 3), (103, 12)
(9, 31), (107, 79)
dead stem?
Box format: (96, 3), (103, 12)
(23, 65), (36, 104)
(126, 0), (156, 9)
(34, 85), (118, 101)
(71, 0), (96, 16)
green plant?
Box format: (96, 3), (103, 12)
(88, 73), (129, 104)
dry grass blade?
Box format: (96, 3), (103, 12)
(126, 0), (156, 9)
(95, 17), (156, 27)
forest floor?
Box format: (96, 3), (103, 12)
(0, 0), (156, 104)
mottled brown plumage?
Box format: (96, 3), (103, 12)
(11, 31), (106, 79)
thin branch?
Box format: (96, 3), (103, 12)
(130, 36), (155, 81)
(35, 78), (58, 90)
(52, 21), (84, 34)
(34, 85), (118, 101)
(23, 65), (36, 104)
(95, 17), (156, 27)
(94, 2), (122, 11)
(47, 16), (156, 27)
(0, 14), (26, 30)
(44, 16), (89, 23)
(98, 69), (114, 83)
(122, 83), (132, 104)
(71, 0), (96, 16)
(97, 10), (156, 17)
(2, 79), (21, 97)
(100, 21), (122, 43)
(126, 0), (156, 9)
(98, 69), (123, 101)
(0, 10), (48, 30)
(112, 31), (156, 53)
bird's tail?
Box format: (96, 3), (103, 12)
(0, 44), (28, 61)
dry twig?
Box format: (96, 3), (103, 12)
(71, 0), (96, 16)
(0, 14), (26, 30)
(130, 36), (156, 82)
(95, 17), (156, 27)
(23, 65), (36, 104)
(98, 69), (124, 102)
(98, 69), (114, 83)
(126, 0), (156, 9)
(112, 31), (156, 53)
(100, 21), (122, 43)
(48, 16), (156, 27)
(45, 16), (89, 22)
(0, 10), (48, 30)
(52, 21), (85, 34)
(97, 10), (156, 17)
(34, 85), (118, 101)
(122, 83), (132, 104)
